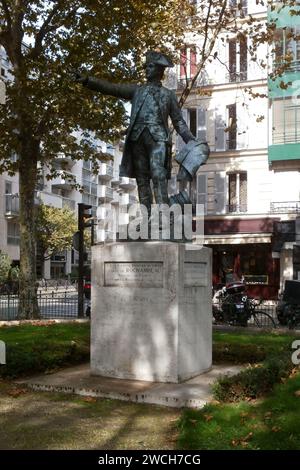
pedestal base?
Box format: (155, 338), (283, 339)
(91, 242), (212, 383)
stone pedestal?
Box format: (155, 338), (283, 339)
(91, 242), (212, 383)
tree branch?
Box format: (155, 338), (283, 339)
(29, 2), (79, 58)
(179, 0), (228, 107)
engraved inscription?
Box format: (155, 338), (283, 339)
(104, 262), (163, 287)
(184, 262), (208, 287)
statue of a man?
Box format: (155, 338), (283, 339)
(75, 50), (196, 216)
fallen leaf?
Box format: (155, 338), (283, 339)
(7, 387), (27, 398)
(203, 414), (213, 422)
(271, 426), (281, 433)
(82, 396), (97, 403)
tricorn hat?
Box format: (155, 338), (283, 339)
(145, 50), (174, 68)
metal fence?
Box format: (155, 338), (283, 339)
(0, 290), (90, 321)
(212, 300), (279, 328)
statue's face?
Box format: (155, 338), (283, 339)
(145, 62), (163, 81)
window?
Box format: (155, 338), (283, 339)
(176, 107), (207, 150)
(227, 104), (237, 150)
(272, 98), (300, 144)
(274, 26), (300, 70)
(228, 172), (247, 213)
(228, 35), (247, 82)
(179, 45), (197, 82)
(229, 0), (248, 17)
(7, 221), (20, 245)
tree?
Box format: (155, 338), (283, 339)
(36, 204), (77, 265)
(0, 251), (11, 284)
(0, 0), (191, 318)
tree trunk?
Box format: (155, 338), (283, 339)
(18, 155), (40, 319)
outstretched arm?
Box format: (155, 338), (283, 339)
(84, 76), (137, 101)
(76, 74), (136, 101)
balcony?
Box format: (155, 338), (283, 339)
(177, 73), (210, 90)
(38, 191), (63, 208)
(98, 185), (114, 202)
(54, 153), (75, 167)
(62, 197), (76, 211)
(120, 193), (137, 205)
(119, 177), (136, 190)
(98, 163), (114, 181)
(4, 194), (19, 219)
(227, 204), (248, 214)
(225, 71), (248, 83)
(51, 171), (75, 190)
(270, 201), (300, 214)
(111, 190), (120, 205)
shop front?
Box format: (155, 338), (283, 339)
(205, 218), (280, 300)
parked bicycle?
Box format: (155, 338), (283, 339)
(213, 282), (276, 328)
(277, 280), (300, 329)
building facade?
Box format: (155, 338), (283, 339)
(171, 0), (300, 298)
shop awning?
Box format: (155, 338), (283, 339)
(204, 233), (272, 245)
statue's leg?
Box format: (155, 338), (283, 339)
(149, 142), (169, 205)
(135, 177), (153, 218)
(130, 136), (153, 218)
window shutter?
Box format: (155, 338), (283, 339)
(180, 47), (187, 79)
(197, 107), (207, 141)
(215, 173), (225, 214)
(239, 35), (247, 81)
(197, 174), (207, 214)
(229, 39), (237, 81)
(190, 46), (197, 78)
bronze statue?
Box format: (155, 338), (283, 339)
(75, 50), (210, 217)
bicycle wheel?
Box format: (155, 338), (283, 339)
(253, 310), (276, 328)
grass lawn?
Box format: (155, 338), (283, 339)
(0, 322), (90, 378)
(1, 323), (300, 449)
(178, 371), (300, 450)
(213, 330), (298, 364)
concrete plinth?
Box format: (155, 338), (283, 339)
(91, 242), (212, 383)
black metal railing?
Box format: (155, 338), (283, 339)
(0, 290), (89, 320)
(270, 201), (300, 213)
(227, 204), (248, 213)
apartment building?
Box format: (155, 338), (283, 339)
(268, 2), (300, 289)
(171, 0), (299, 299)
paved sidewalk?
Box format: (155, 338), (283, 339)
(16, 363), (242, 409)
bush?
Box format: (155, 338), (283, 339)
(213, 353), (294, 402)
(213, 342), (267, 364)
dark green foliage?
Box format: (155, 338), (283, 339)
(213, 353), (294, 402)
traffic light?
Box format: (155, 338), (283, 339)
(78, 203), (92, 230)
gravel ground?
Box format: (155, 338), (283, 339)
(0, 380), (180, 450)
